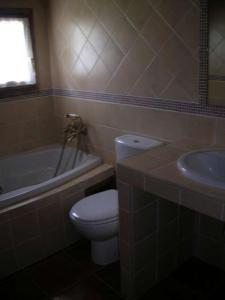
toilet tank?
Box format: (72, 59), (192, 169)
(115, 134), (162, 162)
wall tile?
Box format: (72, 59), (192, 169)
(0, 221), (13, 252)
(0, 249), (18, 279)
(158, 197), (179, 230)
(133, 201), (157, 242)
(158, 219), (179, 256)
(12, 212), (40, 246)
(15, 236), (44, 269)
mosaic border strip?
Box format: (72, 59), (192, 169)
(52, 88), (225, 118)
(209, 75), (225, 82)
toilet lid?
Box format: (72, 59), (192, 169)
(70, 189), (118, 224)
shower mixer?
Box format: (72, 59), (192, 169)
(64, 113), (87, 143)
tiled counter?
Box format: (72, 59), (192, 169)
(117, 139), (225, 299)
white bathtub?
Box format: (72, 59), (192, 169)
(0, 145), (101, 209)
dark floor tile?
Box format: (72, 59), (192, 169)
(95, 262), (121, 294)
(64, 239), (102, 273)
(172, 258), (225, 295)
(26, 252), (86, 296)
(140, 277), (199, 300)
(207, 285), (225, 300)
(0, 271), (48, 300)
(55, 276), (122, 300)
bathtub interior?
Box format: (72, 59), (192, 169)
(0, 145), (99, 194)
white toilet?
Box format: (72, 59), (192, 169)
(69, 135), (162, 266)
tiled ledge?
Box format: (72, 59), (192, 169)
(117, 139), (225, 221)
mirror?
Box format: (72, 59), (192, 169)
(208, 0), (225, 105)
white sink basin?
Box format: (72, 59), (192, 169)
(177, 149), (225, 190)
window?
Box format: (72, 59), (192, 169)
(0, 9), (37, 97)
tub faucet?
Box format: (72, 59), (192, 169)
(64, 113), (87, 142)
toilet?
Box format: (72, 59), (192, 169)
(69, 134), (162, 266)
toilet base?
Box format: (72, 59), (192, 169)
(91, 236), (119, 266)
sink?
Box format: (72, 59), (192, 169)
(177, 149), (225, 190)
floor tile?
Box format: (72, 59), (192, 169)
(26, 252), (86, 296)
(0, 271), (48, 300)
(54, 276), (122, 300)
(172, 258), (225, 295)
(95, 262), (121, 294)
(64, 239), (102, 274)
(140, 277), (199, 300)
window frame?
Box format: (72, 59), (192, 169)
(0, 8), (38, 99)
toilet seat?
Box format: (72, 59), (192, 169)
(70, 189), (118, 225)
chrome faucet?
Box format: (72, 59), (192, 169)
(64, 113), (87, 142)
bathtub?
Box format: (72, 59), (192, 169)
(0, 145), (101, 209)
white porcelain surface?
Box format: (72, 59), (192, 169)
(177, 149), (225, 190)
(0, 144), (101, 209)
(70, 217), (119, 241)
(70, 190), (118, 223)
(115, 134), (162, 161)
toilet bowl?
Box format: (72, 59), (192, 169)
(69, 134), (163, 266)
(70, 189), (119, 265)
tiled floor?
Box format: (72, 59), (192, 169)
(1, 241), (225, 300)
(141, 258), (225, 300)
(0, 240), (122, 300)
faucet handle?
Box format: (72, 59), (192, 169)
(65, 113), (80, 120)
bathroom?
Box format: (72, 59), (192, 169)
(1, 0), (225, 299)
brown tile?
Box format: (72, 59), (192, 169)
(64, 220), (81, 246)
(126, 0), (153, 31)
(132, 188), (157, 211)
(65, 240), (102, 273)
(0, 270), (46, 300)
(119, 210), (133, 243)
(133, 201), (157, 242)
(158, 219), (179, 256)
(120, 240), (132, 271)
(12, 212), (40, 246)
(199, 214), (225, 242)
(117, 181), (132, 212)
(146, 162), (192, 189)
(180, 189), (223, 221)
(158, 247), (178, 281)
(38, 201), (63, 233)
(120, 151), (168, 174)
(133, 260), (156, 298)
(42, 227), (66, 257)
(195, 235), (225, 270)
(158, 197), (179, 229)
(145, 176), (180, 204)
(117, 165), (145, 189)
(0, 221), (13, 252)
(95, 262), (121, 293)
(56, 275), (121, 300)
(27, 252), (86, 296)
(133, 233), (157, 272)
(0, 249), (18, 279)
(179, 208), (196, 241)
(15, 236), (44, 269)
(147, 145), (185, 162)
(142, 10), (172, 52)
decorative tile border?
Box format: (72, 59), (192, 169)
(52, 88), (225, 118)
(209, 75), (225, 81)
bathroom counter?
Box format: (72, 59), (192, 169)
(117, 138), (225, 221)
